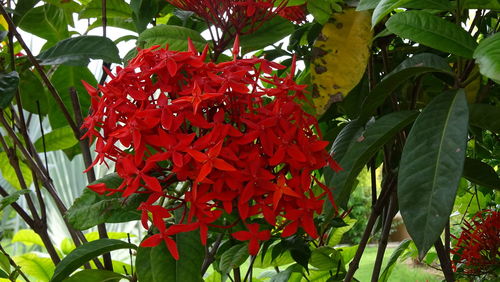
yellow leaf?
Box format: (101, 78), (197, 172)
(311, 9), (373, 115)
(0, 16), (7, 31)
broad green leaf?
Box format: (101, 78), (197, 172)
(79, 0), (132, 19)
(136, 230), (204, 282)
(137, 25), (206, 51)
(0, 71), (19, 109)
(0, 253), (10, 274)
(402, 0), (451, 9)
(51, 239), (136, 282)
(33, 126), (77, 152)
(473, 33), (500, 83)
(463, 0), (500, 9)
(63, 269), (125, 282)
(0, 269), (7, 278)
(66, 173), (145, 230)
(38, 36), (121, 66)
(361, 53), (454, 119)
(12, 229), (44, 248)
(219, 244), (249, 274)
(240, 17), (294, 53)
(19, 70), (50, 115)
(330, 111), (418, 208)
(398, 90), (468, 259)
(0, 190), (31, 211)
(48, 66), (95, 129)
(328, 217), (356, 246)
(306, 0), (342, 25)
(61, 232), (134, 255)
(283, 236), (311, 272)
(254, 243), (294, 268)
(357, 0), (381, 10)
(13, 0), (39, 24)
(18, 4), (69, 43)
(87, 18), (137, 33)
(0, 152), (33, 190)
(338, 245), (358, 264)
(14, 253), (54, 282)
(469, 104), (500, 133)
(372, 0), (411, 27)
(463, 158), (500, 190)
(45, 0), (82, 12)
(379, 239), (411, 282)
(309, 247), (342, 271)
(130, 0), (161, 33)
(386, 11), (478, 58)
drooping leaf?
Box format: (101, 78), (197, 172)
(240, 17), (294, 53)
(0, 190), (31, 211)
(66, 173), (145, 230)
(50, 239), (136, 282)
(18, 4), (69, 43)
(48, 65), (95, 129)
(328, 217), (356, 246)
(311, 8), (373, 115)
(0, 71), (19, 109)
(33, 126), (78, 152)
(386, 11), (478, 58)
(309, 247), (343, 271)
(219, 244), (249, 274)
(398, 90), (468, 259)
(13, 0), (40, 24)
(378, 239), (412, 282)
(473, 32), (500, 83)
(330, 111), (418, 208)
(38, 35), (121, 66)
(469, 104), (500, 133)
(283, 236), (311, 272)
(18, 70), (50, 115)
(79, 0), (132, 19)
(463, 158), (500, 190)
(137, 25), (206, 51)
(12, 229), (44, 248)
(130, 0), (161, 33)
(14, 253), (54, 282)
(361, 53), (454, 119)
(372, 0), (411, 27)
(64, 269), (125, 282)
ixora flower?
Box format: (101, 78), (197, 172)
(451, 210), (499, 276)
(82, 39), (341, 259)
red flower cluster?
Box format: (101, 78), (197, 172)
(278, 4), (308, 24)
(82, 40), (340, 259)
(451, 210), (500, 276)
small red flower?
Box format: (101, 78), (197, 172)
(232, 223), (271, 256)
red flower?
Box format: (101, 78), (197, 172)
(232, 223), (271, 255)
(278, 4), (307, 24)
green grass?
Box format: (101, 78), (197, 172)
(354, 246), (443, 282)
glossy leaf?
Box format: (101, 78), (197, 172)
(240, 17), (294, 53)
(469, 104), (500, 133)
(0, 152), (33, 190)
(51, 239), (136, 282)
(79, 0), (132, 19)
(361, 53), (453, 119)
(137, 25), (206, 51)
(357, 0), (381, 10)
(372, 0), (411, 27)
(219, 244), (249, 274)
(386, 11), (478, 58)
(463, 158), (500, 190)
(38, 35), (121, 66)
(14, 253), (54, 282)
(130, 0), (160, 33)
(18, 4), (69, 43)
(0, 71), (19, 109)
(18, 70), (49, 115)
(330, 111), (418, 208)
(64, 269), (125, 282)
(328, 217), (356, 246)
(309, 247), (342, 271)
(66, 173), (145, 230)
(379, 239), (412, 282)
(402, 0), (451, 9)
(13, 0), (39, 24)
(33, 126), (77, 152)
(473, 32), (500, 83)
(0, 190), (31, 211)
(398, 90), (468, 259)
(12, 229), (44, 248)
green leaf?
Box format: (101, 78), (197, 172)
(38, 35), (121, 66)
(79, 0), (132, 19)
(306, 0), (342, 25)
(328, 217), (356, 246)
(0, 190), (31, 211)
(463, 158), (500, 190)
(18, 4), (69, 43)
(330, 111), (419, 208)
(14, 253), (54, 282)
(0, 252), (10, 273)
(386, 11), (478, 58)
(136, 230), (204, 282)
(240, 17), (294, 53)
(463, 0), (500, 9)
(398, 90), (468, 259)
(284, 236), (311, 272)
(469, 104), (500, 133)
(473, 33), (500, 83)
(48, 66), (95, 129)
(357, 0), (381, 10)
(309, 247), (342, 271)
(63, 269), (125, 282)
(0, 152), (33, 190)
(19, 70), (50, 115)
(137, 25), (206, 51)
(402, 0), (452, 9)
(379, 239), (412, 282)
(33, 126), (77, 152)
(219, 244), (249, 274)
(12, 229), (44, 247)
(361, 53), (453, 119)
(13, 0), (39, 24)
(66, 173), (145, 230)
(130, 0), (160, 33)
(87, 18), (137, 33)
(372, 0), (411, 27)
(0, 71), (19, 109)
(0, 269), (7, 278)
(51, 239), (136, 282)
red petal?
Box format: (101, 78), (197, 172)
(196, 162), (213, 182)
(248, 239), (260, 256)
(232, 231), (251, 241)
(187, 150), (208, 163)
(213, 158), (236, 171)
(164, 237), (179, 260)
(142, 174), (162, 192)
(140, 234), (162, 247)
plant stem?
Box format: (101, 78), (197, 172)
(434, 238), (454, 282)
(201, 233), (224, 275)
(0, 243), (31, 282)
